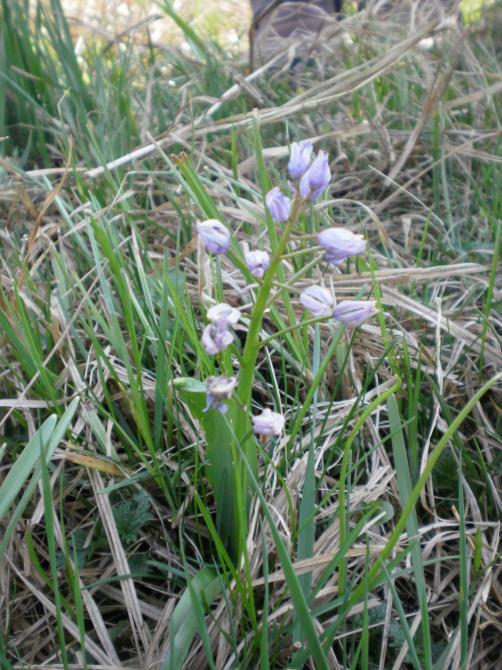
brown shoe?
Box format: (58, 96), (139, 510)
(250, 1), (343, 66)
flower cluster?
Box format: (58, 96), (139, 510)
(265, 142), (332, 224)
(195, 141), (379, 436)
(288, 141), (332, 202)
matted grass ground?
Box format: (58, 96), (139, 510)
(0, 1), (500, 669)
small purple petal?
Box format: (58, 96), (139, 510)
(318, 228), (366, 265)
(245, 250), (270, 279)
(288, 141), (314, 180)
(197, 219), (231, 254)
(252, 408), (285, 437)
(266, 187), (292, 223)
(207, 303), (240, 328)
(333, 300), (377, 327)
(299, 150), (331, 200)
(203, 375), (237, 413)
(299, 286), (334, 317)
(201, 324), (234, 355)
(203, 393), (214, 413)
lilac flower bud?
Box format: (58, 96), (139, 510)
(317, 228), (366, 266)
(333, 300), (377, 327)
(288, 141), (313, 180)
(252, 408), (285, 437)
(265, 187), (292, 223)
(204, 375), (237, 414)
(201, 323), (234, 355)
(207, 303), (240, 328)
(245, 250), (270, 279)
(299, 286), (334, 317)
(197, 219), (231, 254)
(299, 150), (331, 200)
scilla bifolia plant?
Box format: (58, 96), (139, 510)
(173, 140), (376, 566)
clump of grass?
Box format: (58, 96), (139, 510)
(0, 1), (501, 669)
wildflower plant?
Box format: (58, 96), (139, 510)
(2, 7), (500, 668)
(174, 139), (375, 563)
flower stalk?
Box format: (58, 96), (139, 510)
(237, 199), (302, 413)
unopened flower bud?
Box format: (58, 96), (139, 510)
(266, 187), (292, 223)
(245, 250), (270, 279)
(299, 150), (331, 200)
(317, 227), (366, 265)
(299, 286), (334, 317)
(288, 141), (313, 180)
(197, 219), (231, 254)
(252, 408), (285, 437)
(333, 300), (377, 327)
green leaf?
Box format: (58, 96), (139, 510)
(163, 567), (223, 670)
(0, 398), (79, 520)
(173, 377), (249, 559)
(0, 398), (80, 560)
(173, 378), (207, 395)
(112, 491), (153, 545)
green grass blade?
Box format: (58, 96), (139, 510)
(388, 394), (432, 669)
(294, 324), (320, 641)
(237, 441), (330, 670)
(458, 455), (469, 669)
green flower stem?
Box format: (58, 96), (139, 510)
(264, 255), (325, 310)
(281, 246), (322, 260)
(283, 254), (325, 288)
(259, 315), (331, 349)
(237, 203), (302, 412)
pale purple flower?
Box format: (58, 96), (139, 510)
(288, 141), (313, 180)
(201, 323), (234, 355)
(204, 375), (237, 414)
(333, 300), (377, 327)
(197, 219), (231, 254)
(299, 286), (335, 317)
(266, 187), (292, 223)
(299, 150), (331, 200)
(207, 303), (240, 329)
(252, 408), (285, 437)
(202, 303), (240, 355)
(245, 250), (270, 279)
(318, 228), (366, 265)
